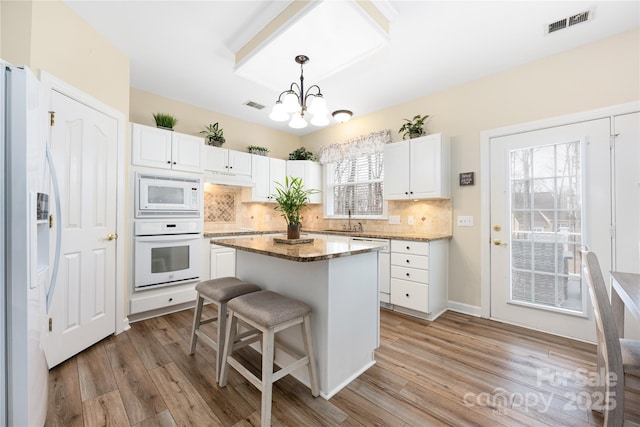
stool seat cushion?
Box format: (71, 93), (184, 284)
(195, 277), (261, 303)
(228, 290), (311, 328)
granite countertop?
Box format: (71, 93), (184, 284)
(205, 229), (452, 242)
(212, 236), (385, 262)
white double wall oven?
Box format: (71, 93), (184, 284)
(133, 172), (203, 291)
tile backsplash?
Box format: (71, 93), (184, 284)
(203, 184), (452, 235)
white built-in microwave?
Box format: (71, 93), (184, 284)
(136, 172), (200, 218)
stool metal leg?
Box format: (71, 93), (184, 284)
(189, 294), (205, 355)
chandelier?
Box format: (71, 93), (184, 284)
(269, 55), (351, 129)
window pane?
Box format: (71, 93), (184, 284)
(509, 140), (583, 312)
(328, 152), (384, 217)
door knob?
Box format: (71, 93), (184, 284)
(106, 233), (118, 241)
(493, 239), (507, 246)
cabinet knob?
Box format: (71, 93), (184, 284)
(405, 191), (409, 195)
(169, 298), (173, 302)
(406, 272), (410, 277)
(173, 161), (176, 165)
(406, 246), (410, 250)
(166, 161), (171, 164)
(230, 166), (233, 169)
(406, 259), (410, 264)
(405, 293), (410, 298)
(410, 191), (413, 194)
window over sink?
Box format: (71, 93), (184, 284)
(324, 152), (386, 218)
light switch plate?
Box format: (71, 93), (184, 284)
(457, 215), (474, 227)
(388, 215), (401, 225)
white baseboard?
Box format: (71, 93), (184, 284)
(447, 301), (482, 317)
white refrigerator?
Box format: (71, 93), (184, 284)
(1, 62), (54, 426)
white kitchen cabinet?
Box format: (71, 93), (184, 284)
(383, 133), (450, 200)
(132, 123), (203, 173)
(129, 282), (197, 316)
(286, 160), (322, 204)
(245, 156), (286, 202)
(389, 239), (448, 320)
(210, 243), (236, 279)
(204, 146), (252, 176)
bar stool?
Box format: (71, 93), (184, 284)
(219, 290), (319, 427)
(189, 277), (261, 382)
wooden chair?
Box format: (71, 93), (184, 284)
(582, 250), (640, 426)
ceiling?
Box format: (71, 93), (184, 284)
(64, 1), (639, 136)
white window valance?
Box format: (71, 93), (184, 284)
(318, 129), (392, 164)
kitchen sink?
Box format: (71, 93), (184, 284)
(321, 229), (362, 233)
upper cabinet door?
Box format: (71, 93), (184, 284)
(383, 140), (411, 200)
(269, 158), (287, 199)
(250, 154), (270, 202)
(410, 134), (449, 199)
(286, 160), (322, 204)
(204, 145), (229, 173)
(229, 150), (252, 176)
(172, 132), (203, 173)
(132, 123), (173, 170)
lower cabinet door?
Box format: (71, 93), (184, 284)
(390, 278), (429, 312)
(210, 246), (236, 278)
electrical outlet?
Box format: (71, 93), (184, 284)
(457, 215), (474, 227)
(407, 215), (415, 225)
(388, 215), (401, 225)
(265, 214), (271, 222)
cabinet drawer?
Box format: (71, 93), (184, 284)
(391, 265), (429, 284)
(390, 279), (429, 312)
(130, 286), (197, 314)
(391, 240), (430, 256)
(391, 253), (428, 269)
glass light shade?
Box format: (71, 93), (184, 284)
(269, 101), (289, 122)
(310, 113), (329, 127)
(307, 95), (328, 116)
(288, 112), (308, 129)
(282, 91), (301, 113)
(332, 110), (353, 123)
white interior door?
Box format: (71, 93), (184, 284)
(490, 118), (611, 342)
(44, 90), (118, 368)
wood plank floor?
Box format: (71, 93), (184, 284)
(45, 308), (639, 426)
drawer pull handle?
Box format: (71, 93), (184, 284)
(405, 293), (410, 298)
(406, 246), (410, 250)
(406, 259), (410, 264)
(169, 298), (173, 302)
(406, 273), (410, 277)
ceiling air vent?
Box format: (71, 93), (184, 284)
(546, 9), (593, 35)
(243, 100), (265, 110)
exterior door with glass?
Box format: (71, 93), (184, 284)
(490, 118), (611, 342)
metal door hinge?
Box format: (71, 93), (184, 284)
(49, 111), (55, 126)
(48, 318), (52, 332)
(49, 214), (53, 228)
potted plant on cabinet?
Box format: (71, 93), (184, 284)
(273, 176), (319, 239)
(153, 113), (178, 130)
(398, 114), (429, 139)
(247, 145), (269, 156)
(288, 146), (315, 160)
(200, 122), (225, 146)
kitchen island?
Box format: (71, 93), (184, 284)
(212, 235), (385, 398)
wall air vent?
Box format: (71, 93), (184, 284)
(243, 100), (265, 110)
(546, 9), (593, 34)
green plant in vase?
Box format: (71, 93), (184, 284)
(272, 176), (319, 239)
(398, 114), (429, 139)
(153, 113), (178, 130)
(201, 122), (225, 146)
